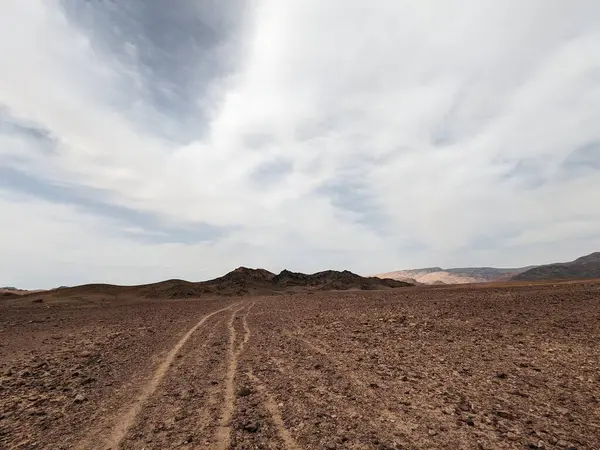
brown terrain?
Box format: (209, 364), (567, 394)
(1, 270), (599, 450)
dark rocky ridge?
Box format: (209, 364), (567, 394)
(512, 252), (600, 281)
(16, 267), (413, 302)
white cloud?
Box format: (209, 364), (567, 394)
(1, 0), (600, 287)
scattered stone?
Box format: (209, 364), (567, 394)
(506, 432), (518, 441)
(495, 410), (514, 420)
(73, 394), (86, 403)
(458, 400), (472, 412)
(237, 387), (251, 397)
(508, 389), (529, 398)
(243, 420), (260, 433)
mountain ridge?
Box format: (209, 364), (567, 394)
(21, 267), (413, 301)
(512, 252), (600, 281)
(376, 265), (535, 285)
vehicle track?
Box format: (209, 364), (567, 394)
(77, 302), (238, 450)
(212, 302), (254, 449)
(246, 369), (301, 449)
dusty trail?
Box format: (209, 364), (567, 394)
(212, 303), (254, 450)
(240, 302), (300, 449)
(78, 302), (238, 450)
(246, 369), (301, 450)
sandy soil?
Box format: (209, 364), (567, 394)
(1, 282), (599, 449)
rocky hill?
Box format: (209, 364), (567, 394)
(272, 269), (410, 291)
(512, 252), (600, 282)
(20, 267), (413, 302)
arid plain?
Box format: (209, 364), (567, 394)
(1, 281), (599, 449)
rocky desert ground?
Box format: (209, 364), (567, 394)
(1, 281), (599, 449)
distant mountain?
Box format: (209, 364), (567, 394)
(0, 287), (45, 298)
(24, 267), (413, 302)
(512, 252), (600, 282)
(272, 269), (409, 291)
(376, 266), (534, 285)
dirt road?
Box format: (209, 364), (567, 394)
(1, 283), (599, 449)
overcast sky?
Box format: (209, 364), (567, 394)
(1, 1), (600, 288)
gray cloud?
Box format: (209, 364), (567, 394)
(0, 167), (223, 244)
(0, 106), (57, 152)
(60, 0), (246, 142)
(1, 1), (600, 288)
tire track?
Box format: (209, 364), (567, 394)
(212, 305), (243, 450)
(246, 369), (301, 450)
(78, 302), (238, 450)
(212, 302), (254, 450)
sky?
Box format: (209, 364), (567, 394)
(1, 1), (600, 289)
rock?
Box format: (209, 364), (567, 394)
(243, 420), (260, 433)
(495, 410), (514, 420)
(506, 432), (518, 441)
(458, 400), (472, 412)
(73, 394), (86, 403)
(237, 387), (251, 397)
(428, 429), (438, 436)
(442, 406), (454, 415)
(556, 440), (568, 448)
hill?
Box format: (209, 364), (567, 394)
(376, 266), (534, 285)
(272, 269), (409, 291)
(14, 267), (412, 303)
(0, 287), (46, 299)
(512, 252), (600, 281)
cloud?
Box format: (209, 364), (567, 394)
(1, 0), (600, 288)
